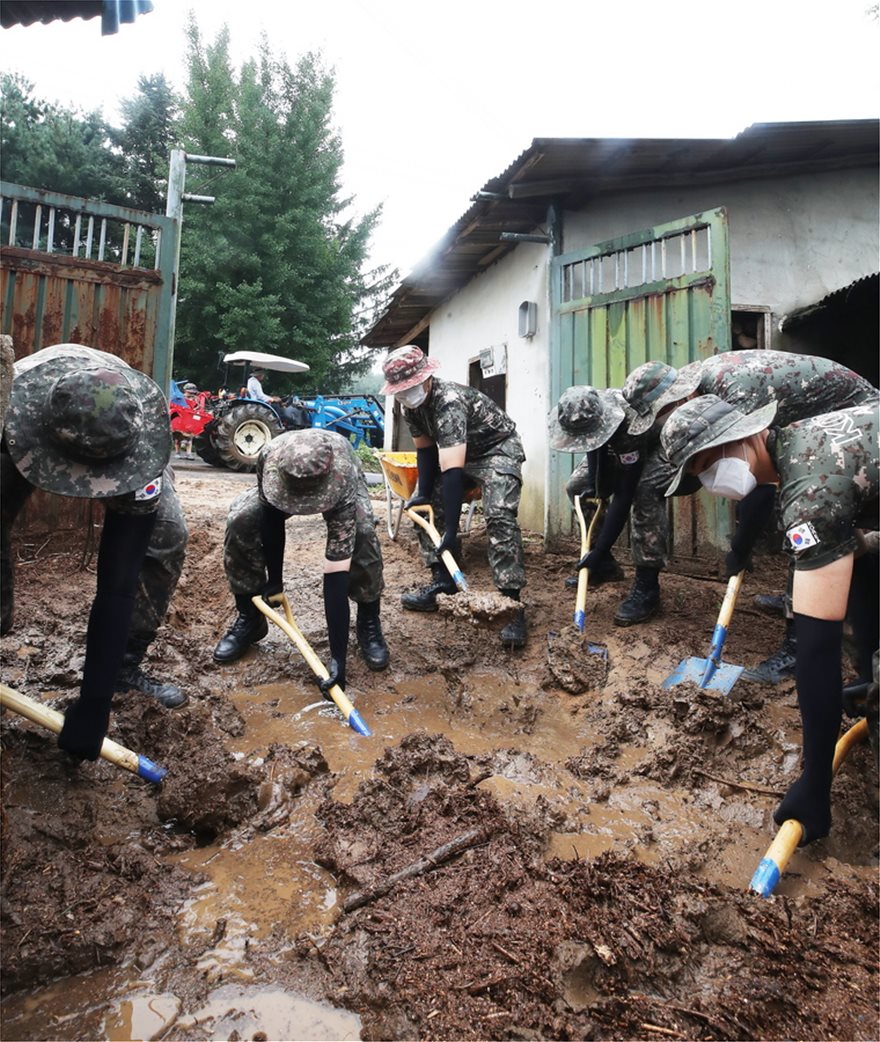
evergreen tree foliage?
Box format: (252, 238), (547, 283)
(0, 73), (125, 202)
(175, 22), (396, 394)
(113, 74), (180, 213)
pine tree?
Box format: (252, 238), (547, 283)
(114, 74), (180, 214)
(174, 22), (396, 394)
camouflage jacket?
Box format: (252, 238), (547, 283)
(697, 349), (876, 426)
(771, 400), (879, 570)
(404, 378), (520, 462)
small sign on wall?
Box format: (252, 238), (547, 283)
(480, 343), (507, 377)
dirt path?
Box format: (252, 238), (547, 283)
(1, 467), (877, 1041)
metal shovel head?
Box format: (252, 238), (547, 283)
(662, 656), (744, 695)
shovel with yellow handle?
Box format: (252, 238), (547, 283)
(251, 594), (372, 737)
(749, 717), (868, 897)
(404, 503), (469, 592)
(0, 682), (167, 783)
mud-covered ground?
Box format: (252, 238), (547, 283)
(1, 466), (878, 1041)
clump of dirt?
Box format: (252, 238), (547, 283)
(436, 589), (520, 621)
(547, 625), (610, 693)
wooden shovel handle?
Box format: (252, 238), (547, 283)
(405, 505), (468, 592)
(574, 495), (603, 627)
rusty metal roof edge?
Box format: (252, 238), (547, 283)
(780, 272), (879, 329)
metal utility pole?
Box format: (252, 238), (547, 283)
(161, 149), (236, 389)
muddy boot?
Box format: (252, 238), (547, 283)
(499, 589), (527, 648)
(754, 592), (786, 617)
(356, 599), (390, 671)
(741, 625), (797, 684)
(614, 566), (660, 626)
(401, 565), (457, 612)
(0, 551), (13, 636)
(564, 553), (625, 589)
(115, 655), (188, 709)
(213, 594), (269, 663)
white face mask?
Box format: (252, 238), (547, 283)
(396, 383), (428, 409)
(698, 444), (757, 501)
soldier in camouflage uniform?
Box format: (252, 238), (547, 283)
(380, 345), (528, 648)
(622, 351), (877, 678)
(213, 428), (389, 692)
(1, 344), (188, 762)
(662, 394), (879, 845)
(550, 384), (679, 625)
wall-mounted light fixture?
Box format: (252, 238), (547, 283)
(518, 301), (537, 339)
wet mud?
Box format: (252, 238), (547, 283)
(1, 470), (877, 1040)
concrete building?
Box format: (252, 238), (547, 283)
(364, 120), (879, 565)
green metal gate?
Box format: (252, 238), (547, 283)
(548, 207), (732, 562)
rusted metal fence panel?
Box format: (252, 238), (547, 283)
(0, 182), (177, 543)
(548, 208), (733, 567)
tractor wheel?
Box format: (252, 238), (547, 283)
(194, 425), (225, 468)
(213, 403), (283, 471)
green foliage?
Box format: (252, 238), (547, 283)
(353, 442), (382, 472)
(0, 73), (125, 202)
(113, 74), (180, 212)
(174, 23), (397, 394)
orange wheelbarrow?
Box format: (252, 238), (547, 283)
(376, 451), (480, 541)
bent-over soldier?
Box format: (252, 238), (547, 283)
(662, 394), (879, 844)
(213, 428), (389, 694)
(1, 344), (188, 760)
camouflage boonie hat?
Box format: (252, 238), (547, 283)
(380, 345), (441, 395)
(623, 360), (703, 435)
(548, 386), (629, 452)
(5, 345), (171, 498)
(662, 394), (778, 496)
(260, 428), (357, 515)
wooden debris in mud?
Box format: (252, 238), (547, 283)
(547, 626), (609, 694)
(343, 827), (489, 912)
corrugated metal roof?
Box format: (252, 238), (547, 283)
(363, 119), (879, 349)
(1, 0), (154, 34)
(781, 272), (879, 329)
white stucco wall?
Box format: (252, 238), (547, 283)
(424, 243), (551, 532)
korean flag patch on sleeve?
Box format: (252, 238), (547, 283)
(134, 476), (163, 501)
(786, 521), (819, 553)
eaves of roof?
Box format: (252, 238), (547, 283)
(781, 272), (879, 330)
(363, 119), (879, 349)
(0, 0), (154, 35)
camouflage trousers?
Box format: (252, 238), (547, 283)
(0, 456), (187, 661)
(630, 449), (678, 569)
(224, 481), (384, 604)
(415, 433), (526, 592)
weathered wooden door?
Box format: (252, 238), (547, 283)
(548, 208), (732, 563)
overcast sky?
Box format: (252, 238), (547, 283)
(4, 0), (878, 276)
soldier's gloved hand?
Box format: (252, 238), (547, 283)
(577, 549), (606, 573)
(318, 658), (345, 700)
(723, 548), (753, 580)
(57, 697), (111, 762)
(437, 529), (460, 557)
(405, 494), (432, 510)
(261, 580), (284, 604)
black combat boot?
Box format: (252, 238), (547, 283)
(614, 566), (660, 626)
(115, 654), (188, 709)
(401, 565), (457, 612)
(356, 599), (390, 671)
(564, 553), (625, 589)
(741, 623), (797, 684)
(213, 594), (269, 663)
(753, 593), (786, 617)
(499, 589), (527, 648)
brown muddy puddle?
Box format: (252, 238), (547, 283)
(3, 665), (874, 1040)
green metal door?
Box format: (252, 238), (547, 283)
(548, 207), (732, 563)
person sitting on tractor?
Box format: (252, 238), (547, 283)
(247, 367), (281, 404)
(1, 344), (189, 762)
(213, 428), (390, 693)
